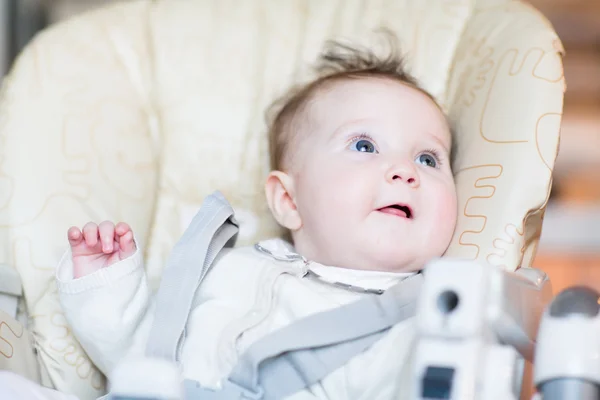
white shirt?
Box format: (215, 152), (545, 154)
(56, 239), (418, 399)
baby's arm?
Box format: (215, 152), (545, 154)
(55, 222), (154, 377)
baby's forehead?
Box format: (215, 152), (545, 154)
(301, 78), (451, 141)
(307, 77), (439, 114)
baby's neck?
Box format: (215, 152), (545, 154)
(289, 237), (421, 274)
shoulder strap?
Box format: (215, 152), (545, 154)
(228, 273), (423, 400)
(182, 273), (423, 400)
(145, 191), (239, 361)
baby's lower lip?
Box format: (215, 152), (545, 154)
(377, 207), (411, 219)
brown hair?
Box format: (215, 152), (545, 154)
(267, 32), (441, 171)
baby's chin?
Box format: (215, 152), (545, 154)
(361, 244), (434, 273)
(370, 259), (423, 274)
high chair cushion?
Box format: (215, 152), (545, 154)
(0, 310), (42, 385)
(0, 264), (22, 317)
(0, 0), (564, 398)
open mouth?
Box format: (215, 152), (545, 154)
(377, 204), (413, 219)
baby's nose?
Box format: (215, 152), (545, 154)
(386, 162), (420, 187)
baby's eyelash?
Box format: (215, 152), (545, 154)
(346, 132), (375, 146)
(421, 148), (443, 167)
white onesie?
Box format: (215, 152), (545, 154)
(56, 238), (418, 399)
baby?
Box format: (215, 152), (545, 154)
(57, 37), (457, 399)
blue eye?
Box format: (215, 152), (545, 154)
(351, 139), (377, 153)
(416, 153), (438, 168)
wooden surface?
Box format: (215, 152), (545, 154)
(535, 252), (600, 292)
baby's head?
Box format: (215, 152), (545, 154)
(265, 37), (457, 273)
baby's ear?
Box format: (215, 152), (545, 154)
(265, 171), (302, 231)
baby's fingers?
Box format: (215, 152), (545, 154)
(98, 221), (116, 253)
(118, 230), (136, 258)
(82, 222), (99, 247)
(115, 222), (132, 237)
(67, 227), (83, 247)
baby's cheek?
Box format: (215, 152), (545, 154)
(433, 187), (458, 236)
(297, 164), (351, 223)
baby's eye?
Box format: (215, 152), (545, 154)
(350, 139), (378, 153)
(416, 153), (438, 168)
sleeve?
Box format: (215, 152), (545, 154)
(55, 245), (155, 377)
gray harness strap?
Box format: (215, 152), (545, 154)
(139, 191), (421, 399)
(225, 273), (423, 400)
(182, 274), (422, 400)
(145, 191), (239, 361)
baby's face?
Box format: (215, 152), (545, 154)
(289, 78), (457, 272)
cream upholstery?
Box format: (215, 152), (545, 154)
(0, 309), (41, 385)
(0, 0), (564, 398)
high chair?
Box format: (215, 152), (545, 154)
(0, 0), (564, 399)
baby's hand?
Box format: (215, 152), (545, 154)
(68, 221), (137, 278)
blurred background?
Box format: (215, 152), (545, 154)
(0, 0), (599, 292)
